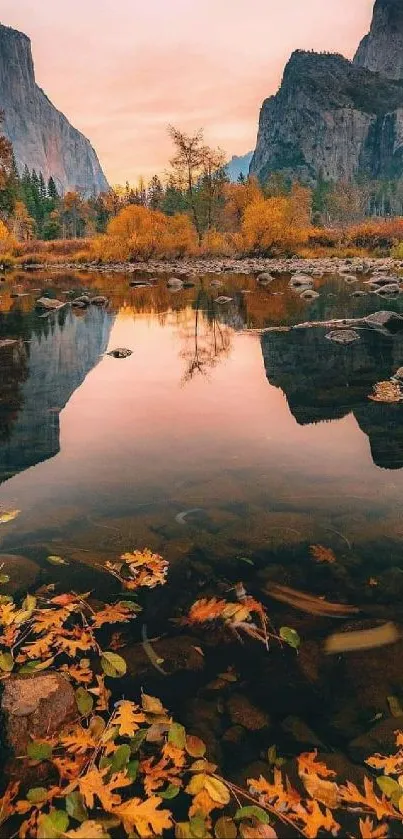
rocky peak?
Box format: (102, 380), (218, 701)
(0, 23), (109, 196)
(354, 0), (403, 80)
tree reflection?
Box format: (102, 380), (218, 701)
(178, 290), (232, 384)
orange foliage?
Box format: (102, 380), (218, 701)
(241, 188), (311, 256)
(93, 205), (198, 261)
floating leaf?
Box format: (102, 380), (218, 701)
(0, 652), (14, 672)
(27, 788), (48, 804)
(377, 776), (401, 798)
(279, 627), (300, 650)
(110, 744), (131, 773)
(0, 574), (10, 584)
(127, 759), (139, 780)
(186, 735), (206, 758)
(76, 688), (94, 717)
(160, 783), (181, 800)
(66, 792), (88, 823)
(0, 509), (20, 525)
(37, 810), (69, 839)
(169, 723), (186, 749)
(46, 555), (69, 566)
(100, 652), (127, 678)
(141, 693), (165, 714)
(27, 741), (53, 761)
(235, 806), (270, 824)
(64, 821), (109, 839)
(214, 817), (238, 838)
(190, 815), (208, 838)
(130, 728), (148, 752)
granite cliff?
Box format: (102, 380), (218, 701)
(250, 0), (403, 186)
(0, 24), (109, 196)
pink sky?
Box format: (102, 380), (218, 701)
(1, 0), (374, 184)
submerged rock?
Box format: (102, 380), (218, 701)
(365, 310), (403, 330)
(257, 272), (274, 285)
(326, 329), (360, 344)
(167, 277), (184, 289)
(227, 693), (270, 731)
(2, 672), (77, 757)
(349, 715), (403, 763)
(289, 275), (313, 290)
(0, 555), (40, 596)
(35, 297), (64, 310)
(91, 295), (109, 306)
(300, 289), (319, 300)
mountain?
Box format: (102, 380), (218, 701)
(250, 0), (403, 185)
(0, 24), (109, 196)
(225, 152), (253, 182)
(355, 0), (403, 80)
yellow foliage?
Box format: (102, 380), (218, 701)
(162, 213), (198, 257)
(242, 194), (311, 255)
(0, 219), (18, 256)
(200, 229), (234, 256)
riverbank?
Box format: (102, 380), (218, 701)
(17, 255), (403, 276)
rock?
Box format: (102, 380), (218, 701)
(35, 297), (64, 310)
(184, 698), (223, 764)
(167, 277), (184, 289)
(91, 296), (109, 306)
(222, 725), (246, 745)
(393, 367), (403, 381)
(365, 310), (403, 331)
(326, 329), (361, 344)
(374, 283), (401, 296)
(355, 0), (403, 80)
(183, 281), (196, 288)
(124, 634), (205, 680)
(72, 295), (91, 307)
(107, 348), (133, 358)
(349, 715), (403, 763)
(2, 672), (77, 757)
(365, 276), (396, 287)
(0, 24), (108, 196)
(215, 296), (233, 304)
(289, 275), (313, 290)
(300, 289), (319, 300)
(210, 279), (224, 288)
(281, 715), (325, 749)
(257, 272), (274, 285)
(352, 290), (367, 297)
(0, 338), (19, 350)
(342, 275), (358, 284)
(227, 694), (270, 731)
(0, 555), (40, 596)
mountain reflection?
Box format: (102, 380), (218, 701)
(261, 326), (403, 470)
(0, 307), (114, 483)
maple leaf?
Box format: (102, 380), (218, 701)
(114, 700), (146, 736)
(61, 661), (93, 684)
(301, 773), (340, 810)
(0, 783), (19, 826)
(340, 777), (396, 821)
(65, 821), (109, 838)
(188, 598), (228, 623)
(90, 675), (111, 712)
(32, 607), (73, 634)
(162, 741), (186, 769)
(189, 788), (218, 818)
(56, 629), (95, 657)
(20, 634), (56, 660)
(366, 752), (403, 775)
(60, 724), (97, 755)
(120, 549), (169, 589)
(0, 626), (18, 647)
(301, 800), (340, 839)
(52, 754), (86, 780)
(0, 602), (17, 627)
(359, 817), (389, 839)
(297, 751), (336, 779)
(248, 769), (301, 811)
(91, 602), (135, 629)
(113, 794), (172, 837)
(79, 768), (131, 811)
(141, 756), (180, 796)
(310, 545), (336, 565)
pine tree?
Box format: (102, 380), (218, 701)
(148, 175), (164, 210)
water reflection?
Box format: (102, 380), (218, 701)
(262, 326), (403, 470)
(0, 306), (114, 482)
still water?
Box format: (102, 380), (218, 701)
(2, 267), (403, 771)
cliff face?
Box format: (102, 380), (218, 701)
(355, 0), (403, 80)
(250, 0), (403, 185)
(0, 24), (109, 196)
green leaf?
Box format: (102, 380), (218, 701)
(27, 788), (48, 804)
(75, 687), (94, 717)
(0, 652), (13, 672)
(22, 594), (37, 613)
(267, 744), (277, 766)
(127, 759), (139, 780)
(99, 756), (112, 771)
(110, 744), (131, 773)
(234, 806), (270, 824)
(280, 626), (301, 650)
(214, 817), (238, 838)
(100, 651), (127, 678)
(238, 557), (254, 566)
(27, 741), (53, 761)
(18, 660), (42, 674)
(130, 728), (148, 753)
(190, 815), (208, 838)
(46, 555), (69, 566)
(168, 722), (186, 749)
(117, 600), (142, 613)
(66, 791), (88, 823)
(160, 783), (181, 800)
(377, 776), (401, 799)
(0, 595), (13, 605)
(37, 810), (69, 839)
(0, 574), (10, 584)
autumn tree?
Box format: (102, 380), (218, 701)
(148, 175), (164, 211)
(11, 200), (36, 240)
(221, 176), (263, 231)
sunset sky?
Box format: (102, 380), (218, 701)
(1, 0), (374, 185)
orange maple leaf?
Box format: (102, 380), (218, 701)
(56, 629), (95, 657)
(32, 607), (73, 634)
(310, 545), (336, 565)
(60, 725), (97, 755)
(114, 700), (146, 736)
(248, 769), (301, 811)
(113, 794), (172, 837)
(359, 817), (389, 839)
(366, 752), (403, 776)
(301, 800), (340, 839)
(91, 603), (135, 629)
(340, 777), (396, 821)
(298, 750), (336, 779)
(79, 768), (131, 812)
